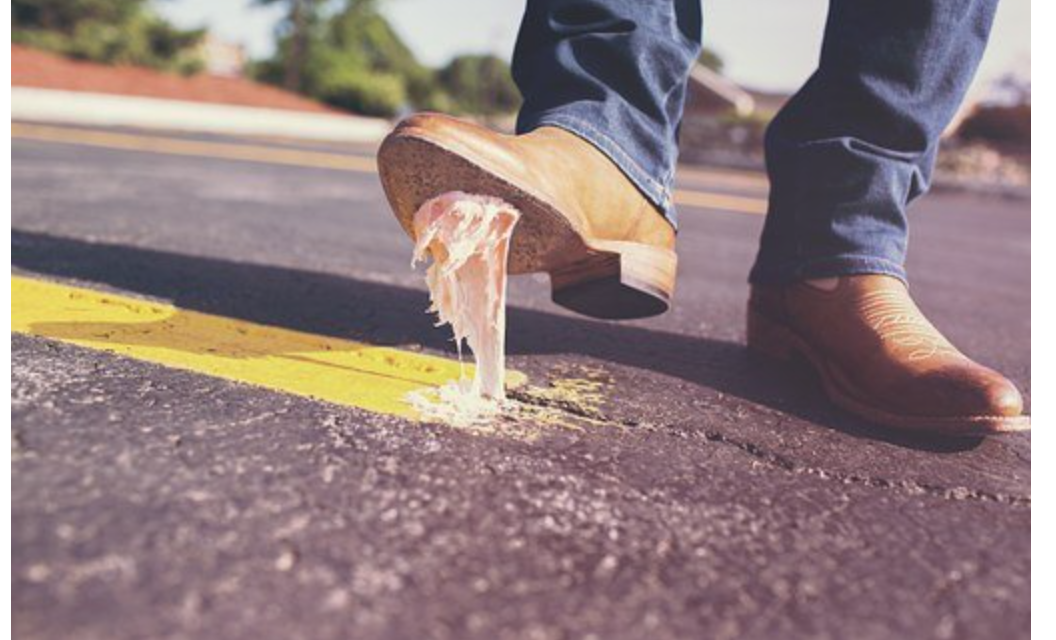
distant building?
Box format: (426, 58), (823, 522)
(197, 34), (246, 78)
(684, 65), (755, 116)
(679, 65), (790, 167)
(684, 64), (789, 118)
(742, 88), (789, 117)
(946, 59), (1030, 139)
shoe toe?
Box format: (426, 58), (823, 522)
(913, 364), (1024, 418)
(980, 376), (1024, 417)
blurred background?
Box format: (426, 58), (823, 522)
(11, 4), (1032, 637)
(11, 0), (1030, 189)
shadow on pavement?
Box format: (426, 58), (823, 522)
(12, 229), (981, 453)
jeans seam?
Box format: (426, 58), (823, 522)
(793, 255), (905, 272)
(751, 254), (907, 284)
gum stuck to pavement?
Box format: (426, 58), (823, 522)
(407, 192), (521, 425)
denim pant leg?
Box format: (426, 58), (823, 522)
(749, 0), (998, 285)
(511, 0), (703, 228)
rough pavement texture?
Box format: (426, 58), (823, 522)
(12, 130), (1030, 639)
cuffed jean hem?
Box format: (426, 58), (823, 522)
(748, 254), (908, 286)
(517, 111), (679, 230)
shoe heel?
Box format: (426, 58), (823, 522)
(550, 241), (676, 320)
(747, 307), (799, 362)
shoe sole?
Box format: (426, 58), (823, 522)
(747, 306), (1031, 436)
(376, 127), (677, 320)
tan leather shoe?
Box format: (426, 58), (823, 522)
(377, 112), (676, 319)
(747, 275), (1029, 436)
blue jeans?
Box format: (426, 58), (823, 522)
(512, 0), (997, 284)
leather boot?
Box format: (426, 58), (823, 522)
(377, 112), (676, 320)
(748, 275), (1029, 436)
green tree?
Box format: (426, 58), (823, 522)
(12, 0), (205, 73)
(252, 0), (520, 118)
(13, 0), (140, 32)
(698, 47), (724, 73)
(254, 0), (448, 116)
(254, 0), (330, 92)
(437, 55), (520, 116)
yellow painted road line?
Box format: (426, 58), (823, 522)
(672, 189), (768, 215)
(11, 122), (378, 173)
(12, 276), (512, 420)
(12, 123), (769, 215)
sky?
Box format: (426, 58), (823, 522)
(158, 0), (1030, 95)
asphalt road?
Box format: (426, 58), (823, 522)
(12, 124), (1030, 640)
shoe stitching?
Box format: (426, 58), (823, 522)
(858, 290), (959, 362)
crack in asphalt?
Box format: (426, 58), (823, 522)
(506, 388), (610, 423)
(13, 334), (1029, 509)
(696, 429), (1030, 508)
(507, 390), (1031, 509)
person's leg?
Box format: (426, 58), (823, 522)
(745, 0), (1028, 435)
(511, 0), (703, 228)
(379, 1), (701, 320)
(750, 0), (998, 284)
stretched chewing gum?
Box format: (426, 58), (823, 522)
(410, 192), (520, 419)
